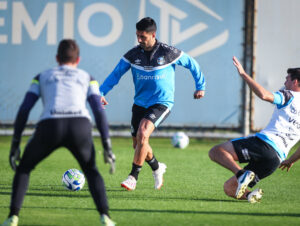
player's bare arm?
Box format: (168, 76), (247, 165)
(194, 90), (205, 99)
(279, 146), (300, 172)
(233, 56), (274, 103)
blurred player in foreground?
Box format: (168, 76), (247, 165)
(100, 17), (205, 191)
(1, 39), (115, 226)
(209, 56), (300, 203)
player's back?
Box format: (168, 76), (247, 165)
(31, 65), (93, 121)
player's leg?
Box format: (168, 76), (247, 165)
(209, 141), (241, 174)
(209, 138), (255, 199)
(134, 118), (155, 165)
(224, 176), (251, 199)
(65, 118), (113, 222)
(7, 119), (63, 221)
(120, 105), (145, 190)
(242, 139), (280, 203)
(121, 119), (155, 190)
(142, 104), (169, 189)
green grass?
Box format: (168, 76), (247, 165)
(1, 136), (300, 225)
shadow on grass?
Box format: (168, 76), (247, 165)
(0, 191), (90, 198)
(0, 190), (234, 203)
(110, 208), (300, 218)
(0, 205), (299, 218)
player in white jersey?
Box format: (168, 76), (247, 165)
(1, 40), (115, 226)
(208, 56), (300, 203)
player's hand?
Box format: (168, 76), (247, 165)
(9, 140), (21, 171)
(100, 96), (108, 107)
(194, 90), (205, 99)
(233, 56), (246, 76)
(279, 160), (293, 172)
(103, 149), (116, 174)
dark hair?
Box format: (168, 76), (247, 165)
(136, 17), (157, 32)
(56, 39), (79, 64)
(287, 68), (300, 83)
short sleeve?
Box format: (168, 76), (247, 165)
(273, 90), (293, 108)
(28, 74), (40, 96)
(88, 76), (101, 97)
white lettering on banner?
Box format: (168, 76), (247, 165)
(171, 19), (207, 46)
(12, 2), (57, 44)
(0, 1), (7, 43)
(139, 0), (228, 57)
(150, 0), (186, 44)
(63, 3), (74, 39)
(4, 2), (123, 46)
(2, 0), (227, 53)
(78, 3), (123, 46)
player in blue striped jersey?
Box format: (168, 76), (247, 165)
(209, 56), (300, 203)
(100, 17), (206, 191)
(2, 40), (115, 226)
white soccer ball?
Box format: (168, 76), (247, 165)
(171, 132), (189, 149)
(62, 169), (85, 191)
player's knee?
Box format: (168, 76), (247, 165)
(208, 145), (219, 161)
(16, 165), (33, 175)
(136, 130), (149, 145)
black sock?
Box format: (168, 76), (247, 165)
(130, 163), (142, 180)
(236, 169), (246, 179)
(146, 155), (159, 171)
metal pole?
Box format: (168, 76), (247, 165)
(242, 0), (255, 136)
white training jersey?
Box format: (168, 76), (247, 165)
(28, 65), (100, 121)
(256, 90), (300, 160)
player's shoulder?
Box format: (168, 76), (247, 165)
(123, 45), (141, 61)
(278, 89), (294, 100)
(156, 41), (182, 63)
(158, 42), (181, 54)
(274, 89), (295, 107)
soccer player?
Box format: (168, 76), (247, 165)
(1, 39), (116, 226)
(100, 17), (206, 191)
(209, 56), (300, 203)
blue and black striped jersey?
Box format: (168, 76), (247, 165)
(100, 41), (205, 109)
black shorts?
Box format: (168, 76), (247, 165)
(231, 136), (281, 187)
(18, 117), (97, 173)
(131, 104), (170, 137)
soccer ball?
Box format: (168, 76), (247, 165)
(62, 169), (85, 191)
(171, 132), (189, 149)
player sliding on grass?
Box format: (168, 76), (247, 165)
(100, 17), (206, 191)
(209, 56), (300, 203)
(1, 39), (115, 226)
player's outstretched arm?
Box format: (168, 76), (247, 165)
(10, 92), (39, 170)
(279, 146), (300, 172)
(232, 56), (274, 103)
(88, 94), (116, 174)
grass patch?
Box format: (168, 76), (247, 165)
(0, 136), (300, 225)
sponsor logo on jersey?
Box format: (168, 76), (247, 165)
(50, 109), (82, 115)
(136, 73), (166, 80)
(135, 59), (141, 65)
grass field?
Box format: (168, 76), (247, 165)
(1, 135), (300, 226)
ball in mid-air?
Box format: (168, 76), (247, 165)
(171, 132), (189, 149)
(62, 169), (85, 191)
